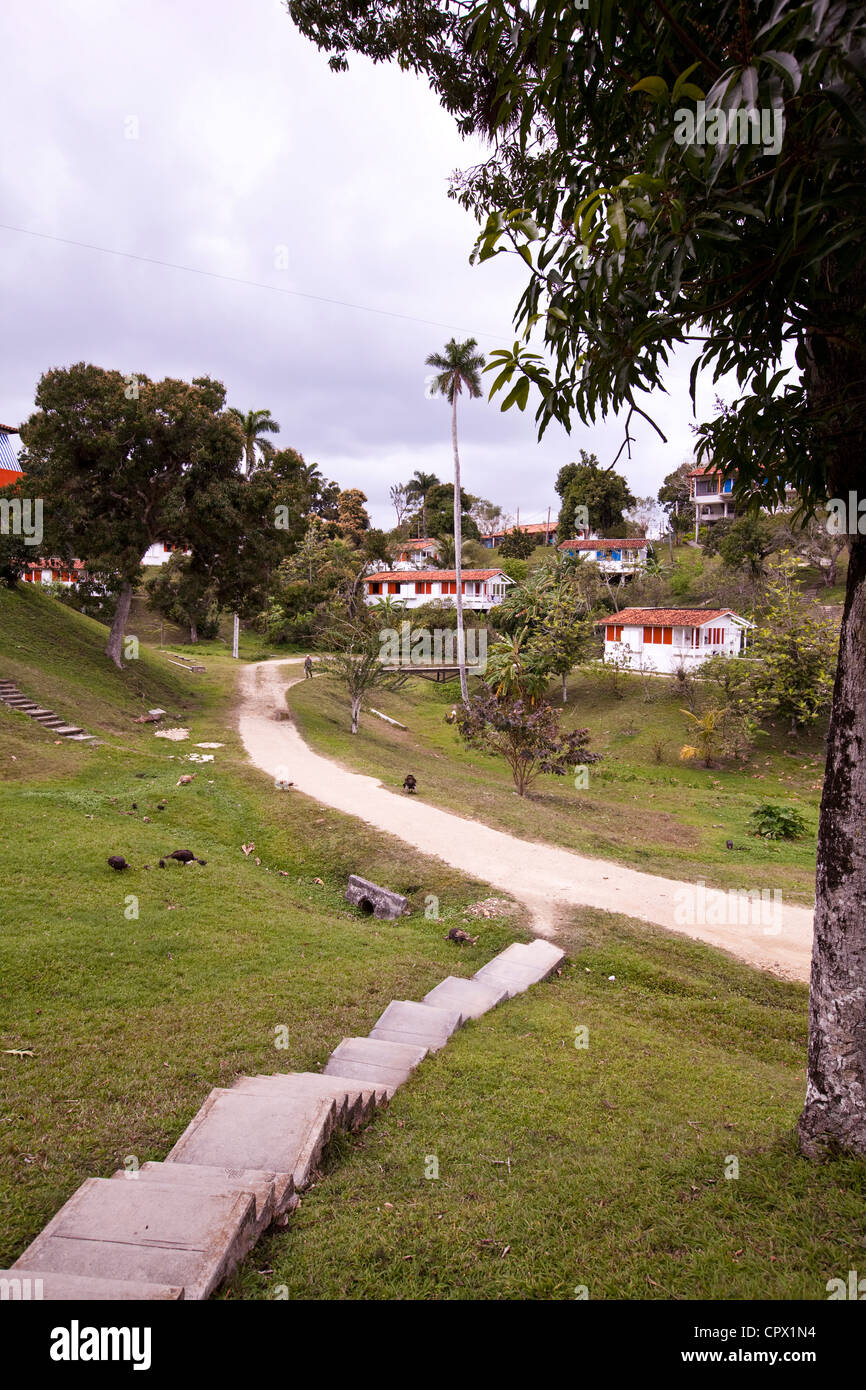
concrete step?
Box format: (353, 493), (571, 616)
(17, 708), (54, 717)
(110, 1161), (278, 1244)
(0, 1267), (184, 1300)
(230, 1072), (388, 1131)
(473, 940), (565, 999)
(13, 1176), (256, 1301)
(42, 723), (83, 736)
(423, 975), (509, 1019)
(67, 732), (96, 741)
(369, 999), (463, 1052)
(324, 1037), (429, 1095)
(166, 1089), (336, 1199)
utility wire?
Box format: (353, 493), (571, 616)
(0, 222), (508, 341)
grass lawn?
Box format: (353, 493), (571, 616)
(225, 909), (865, 1301)
(3, 585), (862, 1302)
(0, 588), (512, 1267)
(288, 667), (823, 904)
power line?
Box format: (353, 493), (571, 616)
(0, 222), (508, 341)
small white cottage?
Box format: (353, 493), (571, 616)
(363, 568), (512, 611)
(558, 537), (650, 576)
(597, 607), (754, 673)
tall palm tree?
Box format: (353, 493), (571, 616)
(228, 407), (281, 477)
(425, 339), (485, 702)
(404, 470), (439, 537)
(227, 407), (280, 657)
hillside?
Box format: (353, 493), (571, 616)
(2, 588), (862, 1302)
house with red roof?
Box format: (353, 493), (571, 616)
(596, 607), (754, 673)
(362, 568), (512, 611)
(558, 536), (650, 577)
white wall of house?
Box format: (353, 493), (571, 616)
(364, 575), (510, 610)
(142, 542), (190, 565)
(570, 545), (648, 576)
(602, 615), (750, 673)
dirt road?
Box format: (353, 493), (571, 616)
(237, 659), (814, 982)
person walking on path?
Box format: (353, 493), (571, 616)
(303, 655), (314, 679)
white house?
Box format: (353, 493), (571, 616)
(558, 537), (650, 576)
(689, 465), (738, 534)
(597, 607), (754, 673)
(363, 568), (513, 611)
(21, 559), (88, 587)
(393, 537), (441, 567)
(142, 542), (191, 566)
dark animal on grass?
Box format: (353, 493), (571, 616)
(107, 856), (130, 872)
(159, 849), (207, 867)
(403, 774), (418, 793)
(726, 840), (734, 850)
(445, 927), (478, 946)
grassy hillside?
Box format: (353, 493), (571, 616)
(0, 588), (511, 1267)
(3, 585), (863, 1302)
(225, 907), (866, 1301)
(289, 667), (823, 904)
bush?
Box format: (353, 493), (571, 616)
(748, 803), (809, 840)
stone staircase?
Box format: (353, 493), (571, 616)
(4, 938), (565, 1300)
(0, 680), (97, 743)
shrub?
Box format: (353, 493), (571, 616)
(748, 803), (809, 840)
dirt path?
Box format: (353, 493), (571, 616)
(237, 660), (814, 982)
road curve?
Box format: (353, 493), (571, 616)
(237, 659), (813, 982)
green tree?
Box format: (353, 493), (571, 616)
(317, 612), (405, 733)
(456, 688), (601, 797)
(19, 365), (243, 667)
(424, 338), (485, 702)
(228, 407), (281, 476)
(404, 470), (440, 536)
(498, 527), (536, 559)
(423, 482), (480, 540)
(555, 452), (635, 537)
(145, 552), (220, 644)
(658, 463), (696, 552)
(717, 514), (777, 582)
(286, 0), (866, 1155)
(751, 553), (838, 735)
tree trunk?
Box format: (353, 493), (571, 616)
(232, 611), (239, 660)
(798, 263), (866, 1156)
(189, 622), (198, 644)
(798, 532), (866, 1156)
(562, 671), (568, 703)
(452, 391), (468, 704)
(105, 581), (134, 669)
(350, 694), (361, 734)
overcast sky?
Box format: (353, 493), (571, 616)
(1, 0), (734, 529)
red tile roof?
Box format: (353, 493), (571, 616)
(596, 607), (736, 627)
(364, 569), (508, 584)
(559, 538), (649, 550)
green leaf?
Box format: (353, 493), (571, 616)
(607, 200), (627, 250)
(630, 76), (669, 102)
(672, 63), (703, 103)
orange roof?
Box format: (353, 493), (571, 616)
(596, 607), (736, 627)
(559, 538), (648, 550)
(364, 569), (508, 583)
(0, 469), (22, 489)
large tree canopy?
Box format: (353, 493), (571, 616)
(20, 365), (244, 665)
(289, 0), (866, 1158)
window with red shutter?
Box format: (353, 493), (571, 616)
(643, 626), (652, 643)
(663, 627), (672, 644)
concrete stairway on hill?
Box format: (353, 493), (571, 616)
(6, 938), (565, 1300)
(0, 679), (96, 742)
